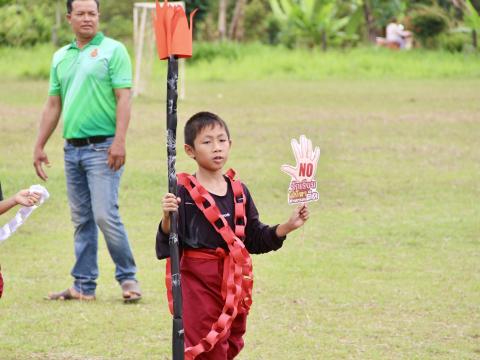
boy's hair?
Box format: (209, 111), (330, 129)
(67, 0), (100, 14)
(184, 112), (230, 147)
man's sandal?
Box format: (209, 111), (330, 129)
(121, 280), (142, 303)
(45, 287), (95, 301)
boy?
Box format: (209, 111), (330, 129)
(156, 112), (309, 359)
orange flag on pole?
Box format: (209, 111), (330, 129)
(153, 0), (198, 60)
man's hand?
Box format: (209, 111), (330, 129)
(33, 95), (62, 181)
(33, 147), (50, 181)
(108, 140), (126, 171)
(281, 135), (320, 181)
(111, 88), (131, 171)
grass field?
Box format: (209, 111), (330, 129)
(0, 56), (479, 359)
(1, 43), (480, 81)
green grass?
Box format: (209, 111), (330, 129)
(1, 43), (480, 81)
(0, 74), (479, 357)
(182, 43), (480, 81)
(0, 45), (54, 80)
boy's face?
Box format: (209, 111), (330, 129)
(185, 124), (231, 172)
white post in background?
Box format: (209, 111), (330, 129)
(133, 2), (186, 99)
(133, 6), (138, 52)
(133, 6), (147, 97)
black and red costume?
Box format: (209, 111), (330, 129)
(156, 171), (286, 359)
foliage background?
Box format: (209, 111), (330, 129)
(0, 0), (480, 50)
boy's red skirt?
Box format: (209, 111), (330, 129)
(0, 267), (3, 298)
(181, 251), (247, 360)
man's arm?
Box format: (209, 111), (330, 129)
(33, 95), (62, 181)
(108, 88), (131, 171)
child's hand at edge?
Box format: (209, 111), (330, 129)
(161, 193), (181, 234)
(15, 190), (41, 207)
(275, 204), (310, 238)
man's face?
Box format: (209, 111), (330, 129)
(67, 0), (99, 40)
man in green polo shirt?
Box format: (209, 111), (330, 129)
(33, 0), (141, 302)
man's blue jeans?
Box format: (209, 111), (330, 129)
(64, 138), (137, 296)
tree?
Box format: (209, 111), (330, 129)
(243, 0), (274, 43)
(0, 3), (52, 46)
(269, 0), (350, 50)
(228, 0), (247, 41)
(410, 4), (450, 47)
(464, 0), (480, 47)
(218, 0), (228, 40)
(185, 0), (210, 22)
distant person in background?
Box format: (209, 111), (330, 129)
(386, 18), (412, 49)
(33, 0), (141, 302)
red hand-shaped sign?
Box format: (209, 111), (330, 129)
(281, 135), (320, 204)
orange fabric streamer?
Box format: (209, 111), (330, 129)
(153, 0), (198, 60)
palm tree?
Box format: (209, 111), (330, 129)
(269, 0), (350, 50)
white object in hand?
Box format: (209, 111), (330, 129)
(0, 185), (50, 243)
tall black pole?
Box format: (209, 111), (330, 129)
(167, 55), (184, 360)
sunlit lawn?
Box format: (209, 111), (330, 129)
(0, 76), (479, 359)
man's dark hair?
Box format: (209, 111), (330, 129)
(184, 112), (230, 147)
(67, 0), (100, 14)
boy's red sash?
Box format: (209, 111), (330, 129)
(165, 169), (253, 359)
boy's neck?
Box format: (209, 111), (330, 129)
(195, 168), (227, 196)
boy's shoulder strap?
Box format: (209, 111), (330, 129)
(225, 168), (236, 179)
(225, 169), (247, 239)
(177, 172), (190, 187)
(178, 168), (239, 185)
(176, 169), (247, 239)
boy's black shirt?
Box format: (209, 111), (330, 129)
(156, 176), (286, 259)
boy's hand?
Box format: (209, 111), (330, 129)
(162, 193), (181, 215)
(287, 204), (309, 230)
(276, 204), (309, 238)
(161, 193), (181, 235)
(15, 190), (41, 207)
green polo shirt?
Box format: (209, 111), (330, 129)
(48, 32), (132, 139)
